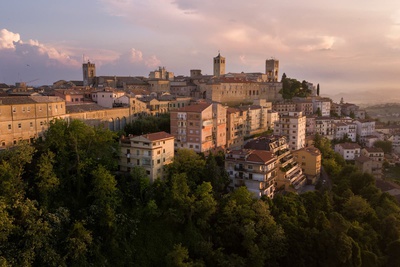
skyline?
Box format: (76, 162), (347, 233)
(1, 0), (400, 97)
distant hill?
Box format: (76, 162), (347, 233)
(324, 89), (400, 106)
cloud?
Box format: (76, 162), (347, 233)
(145, 55), (161, 68)
(0, 29), (20, 50)
(130, 48), (143, 63)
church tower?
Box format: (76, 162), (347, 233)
(83, 61), (96, 86)
(265, 59), (279, 82)
(213, 53), (225, 77)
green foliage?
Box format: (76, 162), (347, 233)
(124, 113), (170, 135)
(374, 140), (392, 154)
(0, 119), (399, 266)
(280, 73), (312, 99)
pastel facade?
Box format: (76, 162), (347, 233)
(226, 108), (245, 149)
(170, 102), (226, 152)
(334, 142), (361, 160)
(119, 132), (174, 182)
(244, 135), (306, 191)
(225, 149), (277, 199)
(91, 90), (125, 108)
(292, 146), (322, 184)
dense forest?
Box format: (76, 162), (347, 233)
(0, 120), (399, 266)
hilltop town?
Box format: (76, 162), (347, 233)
(0, 53), (399, 198)
(2, 53), (400, 266)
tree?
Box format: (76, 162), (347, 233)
(317, 83), (320, 96)
(374, 140), (392, 154)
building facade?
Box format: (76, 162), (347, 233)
(225, 149), (277, 198)
(119, 132), (174, 182)
(274, 111), (306, 150)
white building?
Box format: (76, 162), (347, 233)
(315, 117), (334, 140)
(91, 90), (125, 108)
(354, 120), (376, 144)
(312, 98), (331, 117)
(333, 122), (357, 142)
(274, 111), (306, 150)
(334, 142), (361, 160)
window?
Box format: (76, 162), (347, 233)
(12, 107), (16, 113)
(18, 123), (21, 129)
(157, 159), (160, 164)
(127, 158), (131, 163)
(8, 124), (11, 130)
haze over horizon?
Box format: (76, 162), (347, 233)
(1, 0), (400, 98)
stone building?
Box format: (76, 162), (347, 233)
(0, 96), (66, 148)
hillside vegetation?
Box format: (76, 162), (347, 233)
(0, 121), (399, 266)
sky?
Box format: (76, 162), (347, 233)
(1, 0), (400, 97)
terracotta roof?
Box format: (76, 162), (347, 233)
(174, 103), (211, 112)
(141, 131), (174, 141)
(363, 147), (384, 153)
(355, 155), (371, 163)
(0, 96), (64, 105)
(247, 150), (276, 164)
(338, 142), (361, 149)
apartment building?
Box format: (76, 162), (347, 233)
(274, 111), (306, 150)
(306, 116), (316, 136)
(226, 107), (245, 149)
(333, 122), (357, 142)
(273, 101), (297, 114)
(315, 117), (334, 140)
(334, 142), (361, 160)
(292, 146), (322, 184)
(238, 105), (268, 137)
(294, 99), (314, 115)
(119, 132), (174, 182)
(312, 98), (331, 116)
(225, 149), (277, 199)
(0, 96), (66, 148)
(244, 135), (306, 191)
(354, 120), (376, 144)
(170, 102), (226, 152)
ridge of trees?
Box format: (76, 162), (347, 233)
(0, 121), (399, 266)
(280, 73), (313, 99)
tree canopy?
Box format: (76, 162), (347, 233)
(0, 122), (398, 266)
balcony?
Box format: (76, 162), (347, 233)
(234, 165), (245, 171)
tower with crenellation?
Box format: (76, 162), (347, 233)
(213, 52), (225, 77)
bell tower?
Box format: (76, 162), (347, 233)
(83, 61), (96, 86)
(265, 59), (279, 82)
(213, 52), (225, 77)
